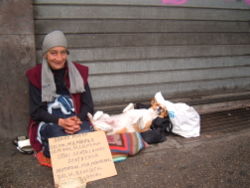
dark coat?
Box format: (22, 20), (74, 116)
(26, 62), (90, 152)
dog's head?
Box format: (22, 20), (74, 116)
(150, 98), (168, 118)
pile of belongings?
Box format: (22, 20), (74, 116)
(13, 92), (200, 164)
(104, 91), (201, 162)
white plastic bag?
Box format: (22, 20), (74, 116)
(155, 92), (200, 138)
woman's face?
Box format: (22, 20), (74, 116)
(45, 46), (68, 70)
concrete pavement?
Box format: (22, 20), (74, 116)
(0, 109), (249, 188)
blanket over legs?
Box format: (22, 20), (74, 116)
(107, 132), (147, 162)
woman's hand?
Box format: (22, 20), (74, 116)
(58, 116), (82, 134)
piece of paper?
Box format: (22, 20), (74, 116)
(49, 131), (117, 188)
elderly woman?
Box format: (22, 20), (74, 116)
(26, 30), (94, 162)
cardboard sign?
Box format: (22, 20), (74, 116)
(49, 131), (117, 188)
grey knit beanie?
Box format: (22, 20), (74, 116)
(42, 30), (67, 54)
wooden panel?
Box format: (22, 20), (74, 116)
(34, 0), (250, 10)
(89, 66), (250, 88)
(35, 33), (250, 49)
(34, 20), (250, 34)
(34, 5), (250, 21)
(91, 77), (250, 105)
(36, 45), (250, 62)
(85, 56), (250, 74)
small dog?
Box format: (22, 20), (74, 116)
(88, 97), (168, 135)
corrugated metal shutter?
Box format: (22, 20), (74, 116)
(33, 0), (250, 111)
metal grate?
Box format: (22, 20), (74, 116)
(201, 107), (250, 134)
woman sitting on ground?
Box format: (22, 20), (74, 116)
(26, 30), (94, 161)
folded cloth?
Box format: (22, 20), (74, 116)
(111, 152), (128, 162)
(113, 156), (128, 163)
(141, 117), (172, 144)
(107, 132), (147, 156)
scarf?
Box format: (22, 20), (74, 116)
(41, 57), (85, 102)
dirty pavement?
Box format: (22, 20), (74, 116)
(0, 108), (249, 188)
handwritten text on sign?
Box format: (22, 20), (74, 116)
(49, 131), (117, 186)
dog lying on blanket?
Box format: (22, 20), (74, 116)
(88, 97), (168, 135)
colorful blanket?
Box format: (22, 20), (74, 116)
(36, 132), (146, 166)
(107, 132), (147, 162)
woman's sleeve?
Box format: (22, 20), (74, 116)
(29, 82), (59, 124)
(77, 83), (94, 121)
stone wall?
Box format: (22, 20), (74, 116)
(0, 0), (36, 138)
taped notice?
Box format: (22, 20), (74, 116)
(49, 131), (117, 188)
